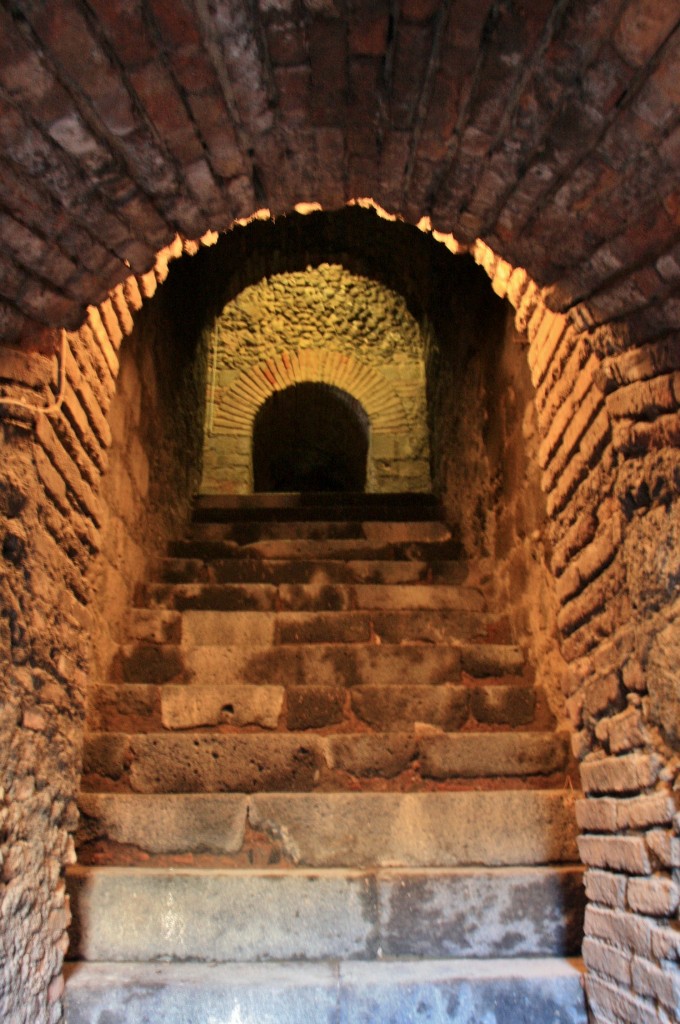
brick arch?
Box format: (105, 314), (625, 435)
(218, 349), (409, 436)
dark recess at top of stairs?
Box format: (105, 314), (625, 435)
(193, 492), (442, 522)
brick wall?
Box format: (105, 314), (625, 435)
(0, 238), (205, 1023)
(202, 263), (430, 494)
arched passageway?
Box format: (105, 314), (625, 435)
(253, 382), (370, 492)
(0, 3), (678, 1019)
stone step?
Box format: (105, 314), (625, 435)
(193, 490), (442, 522)
(66, 864), (585, 963)
(140, 581), (487, 614)
(168, 536), (462, 561)
(113, 639), (526, 687)
(188, 519), (452, 543)
(87, 679), (541, 732)
(152, 556), (468, 586)
(76, 790), (581, 865)
(64, 958), (588, 1024)
(182, 607), (509, 644)
(82, 731), (569, 793)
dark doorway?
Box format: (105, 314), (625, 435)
(252, 382), (369, 492)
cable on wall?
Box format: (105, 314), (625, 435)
(0, 330), (68, 419)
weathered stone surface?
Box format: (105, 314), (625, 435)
(378, 867), (585, 957)
(471, 684), (536, 725)
(67, 866), (377, 962)
(286, 685), (346, 729)
(157, 556), (467, 586)
(248, 791), (580, 866)
(185, 641), (464, 688)
(77, 793), (247, 854)
(339, 959), (588, 1024)
(351, 684), (469, 730)
(65, 962), (339, 1024)
(125, 733), (323, 793)
(64, 959), (588, 1024)
(420, 732), (568, 779)
(67, 864), (584, 963)
(160, 683), (284, 729)
(323, 733), (417, 778)
(113, 643), (185, 683)
(460, 643), (525, 677)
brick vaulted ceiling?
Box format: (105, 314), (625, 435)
(0, 0), (678, 350)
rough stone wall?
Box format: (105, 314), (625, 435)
(426, 255), (569, 729)
(477, 248), (680, 1024)
(87, 266), (207, 684)
(1, 206), (679, 1022)
(0, 242), (205, 1024)
(202, 264), (430, 493)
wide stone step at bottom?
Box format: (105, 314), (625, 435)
(64, 958), (588, 1024)
(82, 730), (569, 793)
(67, 864), (584, 962)
(77, 790), (580, 866)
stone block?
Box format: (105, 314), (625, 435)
(77, 793), (248, 854)
(127, 733), (323, 793)
(67, 866), (376, 962)
(471, 684), (535, 725)
(584, 869), (627, 908)
(577, 834), (652, 875)
(580, 752), (661, 794)
(338, 959), (587, 1024)
(286, 685), (346, 729)
(248, 791), (579, 867)
(460, 643), (525, 676)
(323, 733), (417, 778)
(351, 684), (469, 730)
(161, 683), (284, 729)
(113, 643), (185, 684)
(377, 866), (585, 957)
(627, 876), (680, 917)
(420, 732), (567, 779)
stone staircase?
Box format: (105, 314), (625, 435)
(65, 493), (587, 1023)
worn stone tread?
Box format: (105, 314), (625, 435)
(168, 537), (462, 561)
(151, 556), (468, 586)
(175, 607), (507, 645)
(188, 519), (452, 543)
(181, 641), (524, 688)
(83, 731), (568, 793)
(78, 790), (580, 865)
(64, 958), (588, 1024)
(88, 677), (539, 733)
(66, 864), (584, 962)
(137, 581), (486, 614)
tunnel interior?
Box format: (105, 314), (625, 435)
(252, 382), (370, 492)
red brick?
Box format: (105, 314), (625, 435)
(87, 0), (156, 66)
(349, 1), (389, 55)
(583, 936), (632, 985)
(580, 752), (661, 795)
(585, 868), (628, 908)
(148, 0), (202, 48)
(628, 876), (680, 917)
(585, 905), (653, 957)
(614, 0), (680, 68)
(578, 834), (653, 874)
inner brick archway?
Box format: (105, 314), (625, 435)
(252, 381), (370, 492)
(0, 4), (678, 1022)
